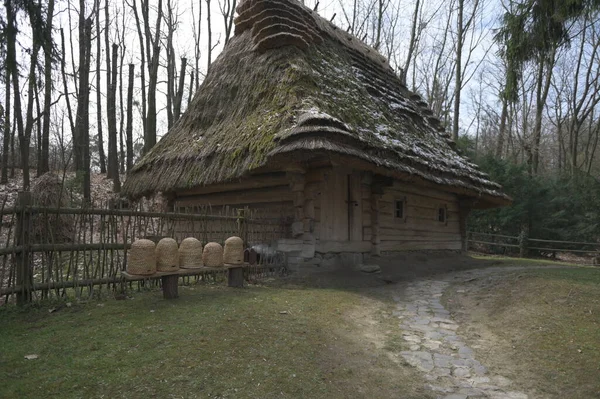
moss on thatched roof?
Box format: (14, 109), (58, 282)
(123, 0), (510, 207)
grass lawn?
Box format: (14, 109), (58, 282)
(0, 281), (428, 399)
(445, 265), (600, 398)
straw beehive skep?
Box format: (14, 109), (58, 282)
(224, 236), (244, 265)
(128, 239), (157, 275)
(156, 238), (179, 272)
(179, 237), (203, 268)
(203, 242), (224, 267)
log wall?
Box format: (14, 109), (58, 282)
(172, 174), (295, 243)
(363, 181), (462, 251)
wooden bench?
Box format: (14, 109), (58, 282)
(121, 264), (247, 299)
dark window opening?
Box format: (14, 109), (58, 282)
(438, 206), (447, 223)
(395, 200), (405, 219)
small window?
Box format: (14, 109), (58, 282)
(395, 199), (405, 220)
(437, 206), (447, 223)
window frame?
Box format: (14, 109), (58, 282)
(437, 204), (448, 225)
(394, 197), (407, 222)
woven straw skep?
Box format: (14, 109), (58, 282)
(128, 239), (157, 275)
(224, 236), (244, 265)
(179, 237), (204, 268)
(156, 238), (180, 272)
(203, 242), (224, 267)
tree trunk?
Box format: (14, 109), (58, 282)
(174, 58), (187, 122)
(95, 0), (107, 174)
(206, 0), (213, 71)
(105, 0), (114, 179)
(130, 0), (147, 142)
(400, 0), (420, 85)
(126, 64), (135, 172)
(39, 0), (56, 176)
(143, 0), (163, 154)
(532, 50), (555, 175)
(452, 0), (464, 142)
(118, 38), (126, 175)
(2, 69), (10, 183)
(495, 97), (508, 158)
(74, 4), (93, 202)
(107, 44), (121, 192)
(10, 1), (42, 190)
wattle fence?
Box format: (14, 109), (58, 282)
(0, 192), (290, 306)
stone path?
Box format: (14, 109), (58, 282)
(392, 278), (529, 399)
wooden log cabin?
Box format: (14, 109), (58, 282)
(123, 0), (510, 269)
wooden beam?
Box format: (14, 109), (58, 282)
(174, 185), (293, 207)
(315, 240), (371, 253)
(175, 173), (290, 197)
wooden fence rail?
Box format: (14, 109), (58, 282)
(467, 231), (600, 259)
(0, 192), (291, 306)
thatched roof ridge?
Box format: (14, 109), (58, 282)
(123, 0), (510, 206)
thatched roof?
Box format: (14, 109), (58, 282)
(123, 0), (510, 207)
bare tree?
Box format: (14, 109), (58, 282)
(95, 0), (107, 174)
(218, 0), (237, 45)
(39, 0), (56, 176)
(191, 0), (202, 92)
(174, 58), (187, 121)
(2, 63), (11, 183)
(128, 0), (148, 142)
(107, 43), (121, 192)
(126, 63), (135, 172)
(74, 2), (93, 201)
(142, 0), (164, 154)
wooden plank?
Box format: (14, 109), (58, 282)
(380, 240), (462, 251)
(372, 220), (461, 234)
(406, 206), (459, 220)
(175, 185), (293, 207)
(175, 173), (289, 196)
(121, 265), (246, 281)
(469, 240), (521, 248)
(316, 240), (371, 253)
(320, 168), (349, 241)
(379, 233), (460, 241)
(388, 181), (459, 203)
(372, 227), (461, 240)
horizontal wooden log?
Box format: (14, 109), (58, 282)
(378, 200), (460, 217)
(175, 185), (293, 207)
(0, 277), (121, 296)
(175, 173), (289, 196)
(315, 240), (371, 253)
(0, 206), (255, 222)
(380, 240), (462, 251)
(377, 220), (461, 234)
(387, 181), (459, 203)
(469, 240), (520, 248)
(468, 231), (519, 240)
(0, 243), (132, 256)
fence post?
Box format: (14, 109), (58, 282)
(237, 208), (248, 246)
(458, 200), (471, 253)
(519, 224), (529, 258)
(16, 191), (33, 306)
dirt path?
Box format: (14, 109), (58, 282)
(390, 267), (534, 399)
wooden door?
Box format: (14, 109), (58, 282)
(320, 169), (349, 241)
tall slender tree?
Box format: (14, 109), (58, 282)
(107, 43), (121, 192)
(39, 0), (56, 176)
(95, 0), (107, 173)
(74, 1), (93, 201)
